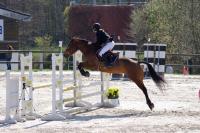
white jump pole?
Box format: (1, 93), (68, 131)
(20, 52), (40, 120)
(100, 72), (104, 105)
(0, 71), (20, 124)
(72, 51), (83, 107)
(20, 52), (33, 117)
(52, 53), (64, 115)
(101, 72), (110, 106)
(73, 54), (77, 105)
(41, 53), (66, 121)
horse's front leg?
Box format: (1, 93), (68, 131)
(77, 62), (94, 77)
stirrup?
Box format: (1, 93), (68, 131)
(104, 62), (112, 67)
(103, 58), (113, 67)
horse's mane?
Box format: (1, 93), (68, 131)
(72, 37), (100, 52)
(72, 37), (89, 43)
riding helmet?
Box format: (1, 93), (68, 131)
(92, 23), (101, 31)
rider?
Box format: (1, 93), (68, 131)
(92, 22), (115, 66)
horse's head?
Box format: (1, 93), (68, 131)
(64, 38), (83, 57)
(64, 38), (76, 57)
(64, 37), (89, 57)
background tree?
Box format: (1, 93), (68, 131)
(130, 0), (200, 54)
(2, 0), (67, 49)
(130, 0), (200, 73)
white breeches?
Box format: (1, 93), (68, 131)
(99, 41), (115, 57)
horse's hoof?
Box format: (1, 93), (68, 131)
(149, 103), (154, 110)
(84, 71), (90, 77)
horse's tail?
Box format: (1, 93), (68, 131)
(138, 61), (166, 90)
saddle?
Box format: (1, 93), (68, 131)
(96, 50), (119, 67)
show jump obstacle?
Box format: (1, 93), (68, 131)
(42, 51), (110, 121)
(0, 53), (38, 124)
(0, 51), (110, 123)
(111, 43), (166, 79)
(144, 44), (167, 77)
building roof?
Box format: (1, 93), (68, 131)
(0, 5), (31, 21)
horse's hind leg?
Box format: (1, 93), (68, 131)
(135, 80), (154, 110)
(126, 63), (154, 110)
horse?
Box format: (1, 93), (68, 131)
(64, 37), (166, 110)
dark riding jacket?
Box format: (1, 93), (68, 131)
(95, 29), (111, 47)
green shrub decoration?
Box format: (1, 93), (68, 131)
(106, 87), (119, 99)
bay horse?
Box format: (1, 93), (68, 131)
(64, 37), (166, 110)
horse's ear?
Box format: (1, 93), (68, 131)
(72, 36), (79, 40)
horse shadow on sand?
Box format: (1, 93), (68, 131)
(0, 108), (188, 129)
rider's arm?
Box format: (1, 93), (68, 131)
(95, 31), (102, 45)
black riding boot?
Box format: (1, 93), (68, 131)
(102, 54), (112, 67)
